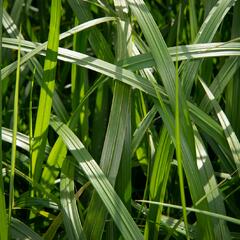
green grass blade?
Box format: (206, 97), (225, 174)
(175, 7), (189, 238)
(139, 200), (240, 226)
(31, 0), (61, 184)
(83, 2), (133, 238)
(194, 126), (231, 239)
(11, 218), (43, 240)
(189, 0), (198, 41)
(182, 0), (236, 96)
(200, 78), (240, 176)
(127, 1), (215, 237)
(9, 34), (21, 226)
(60, 159), (86, 240)
(3, 38), (237, 177)
(131, 106), (157, 155)
(50, 115), (144, 240)
(200, 57), (240, 113)
(71, 17), (89, 146)
(225, 0), (240, 139)
(10, 0), (24, 25)
(144, 127), (174, 240)
(0, 0), (8, 238)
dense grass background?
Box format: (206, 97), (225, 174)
(1, 0), (240, 239)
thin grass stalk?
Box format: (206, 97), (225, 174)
(175, 5), (189, 239)
(226, 0), (240, 139)
(8, 32), (21, 228)
(139, 201), (240, 226)
(29, 69), (35, 178)
(0, 0), (8, 238)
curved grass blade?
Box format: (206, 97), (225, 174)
(200, 78), (240, 176)
(181, 0), (236, 96)
(127, 0), (216, 237)
(194, 125), (231, 239)
(2, 39), (235, 174)
(200, 57), (240, 113)
(4, 38), (240, 76)
(60, 159), (86, 240)
(1, 16), (115, 81)
(2, 39), (234, 165)
(50, 115), (144, 240)
(11, 218), (43, 240)
(138, 200), (240, 226)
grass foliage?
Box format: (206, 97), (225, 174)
(1, 0), (240, 239)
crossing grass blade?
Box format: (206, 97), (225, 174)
(83, 2), (133, 237)
(11, 218), (43, 240)
(181, 0), (236, 96)
(31, 0), (61, 184)
(138, 200), (240, 226)
(2, 39), (236, 172)
(225, 0), (240, 139)
(127, 0), (217, 238)
(60, 159), (86, 240)
(144, 127), (174, 240)
(1, 2), (240, 238)
(194, 125), (231, 239)
(4, 38), (240, 78)
(200, 78), (240, 176)
(50, 115), (144, 240)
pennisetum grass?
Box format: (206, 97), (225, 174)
(0, 0), (240, 239)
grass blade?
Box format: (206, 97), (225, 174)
(50, 115), (144, 240)
(200, 78), (240, 176)
(83, 1), (133, 238)
(144, 127), (174, 240)
(60, 159), (86, 240)
(31, 0), (61, 184)
(9, 33), (21, 227)
(11, 218), (43, 240)
(0, 0), (8, 238)
(181, 0), (236, 96)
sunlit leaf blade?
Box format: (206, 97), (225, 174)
(50, 115), (143, 240)
(31, 0), (61, 183)
(181, 0), (236, 96)
(144, 127), (174, 240)
(194, 125), (231, 239)
(127, 0), (216, 238)
(60, 159), (86, 240)
(138, 200), (240, 225)
(84, 1), (132, 238)
(200, 78), (240, 176)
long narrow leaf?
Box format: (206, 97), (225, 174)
(31, 0), (61, 183)
(50, 115), (143, 240)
